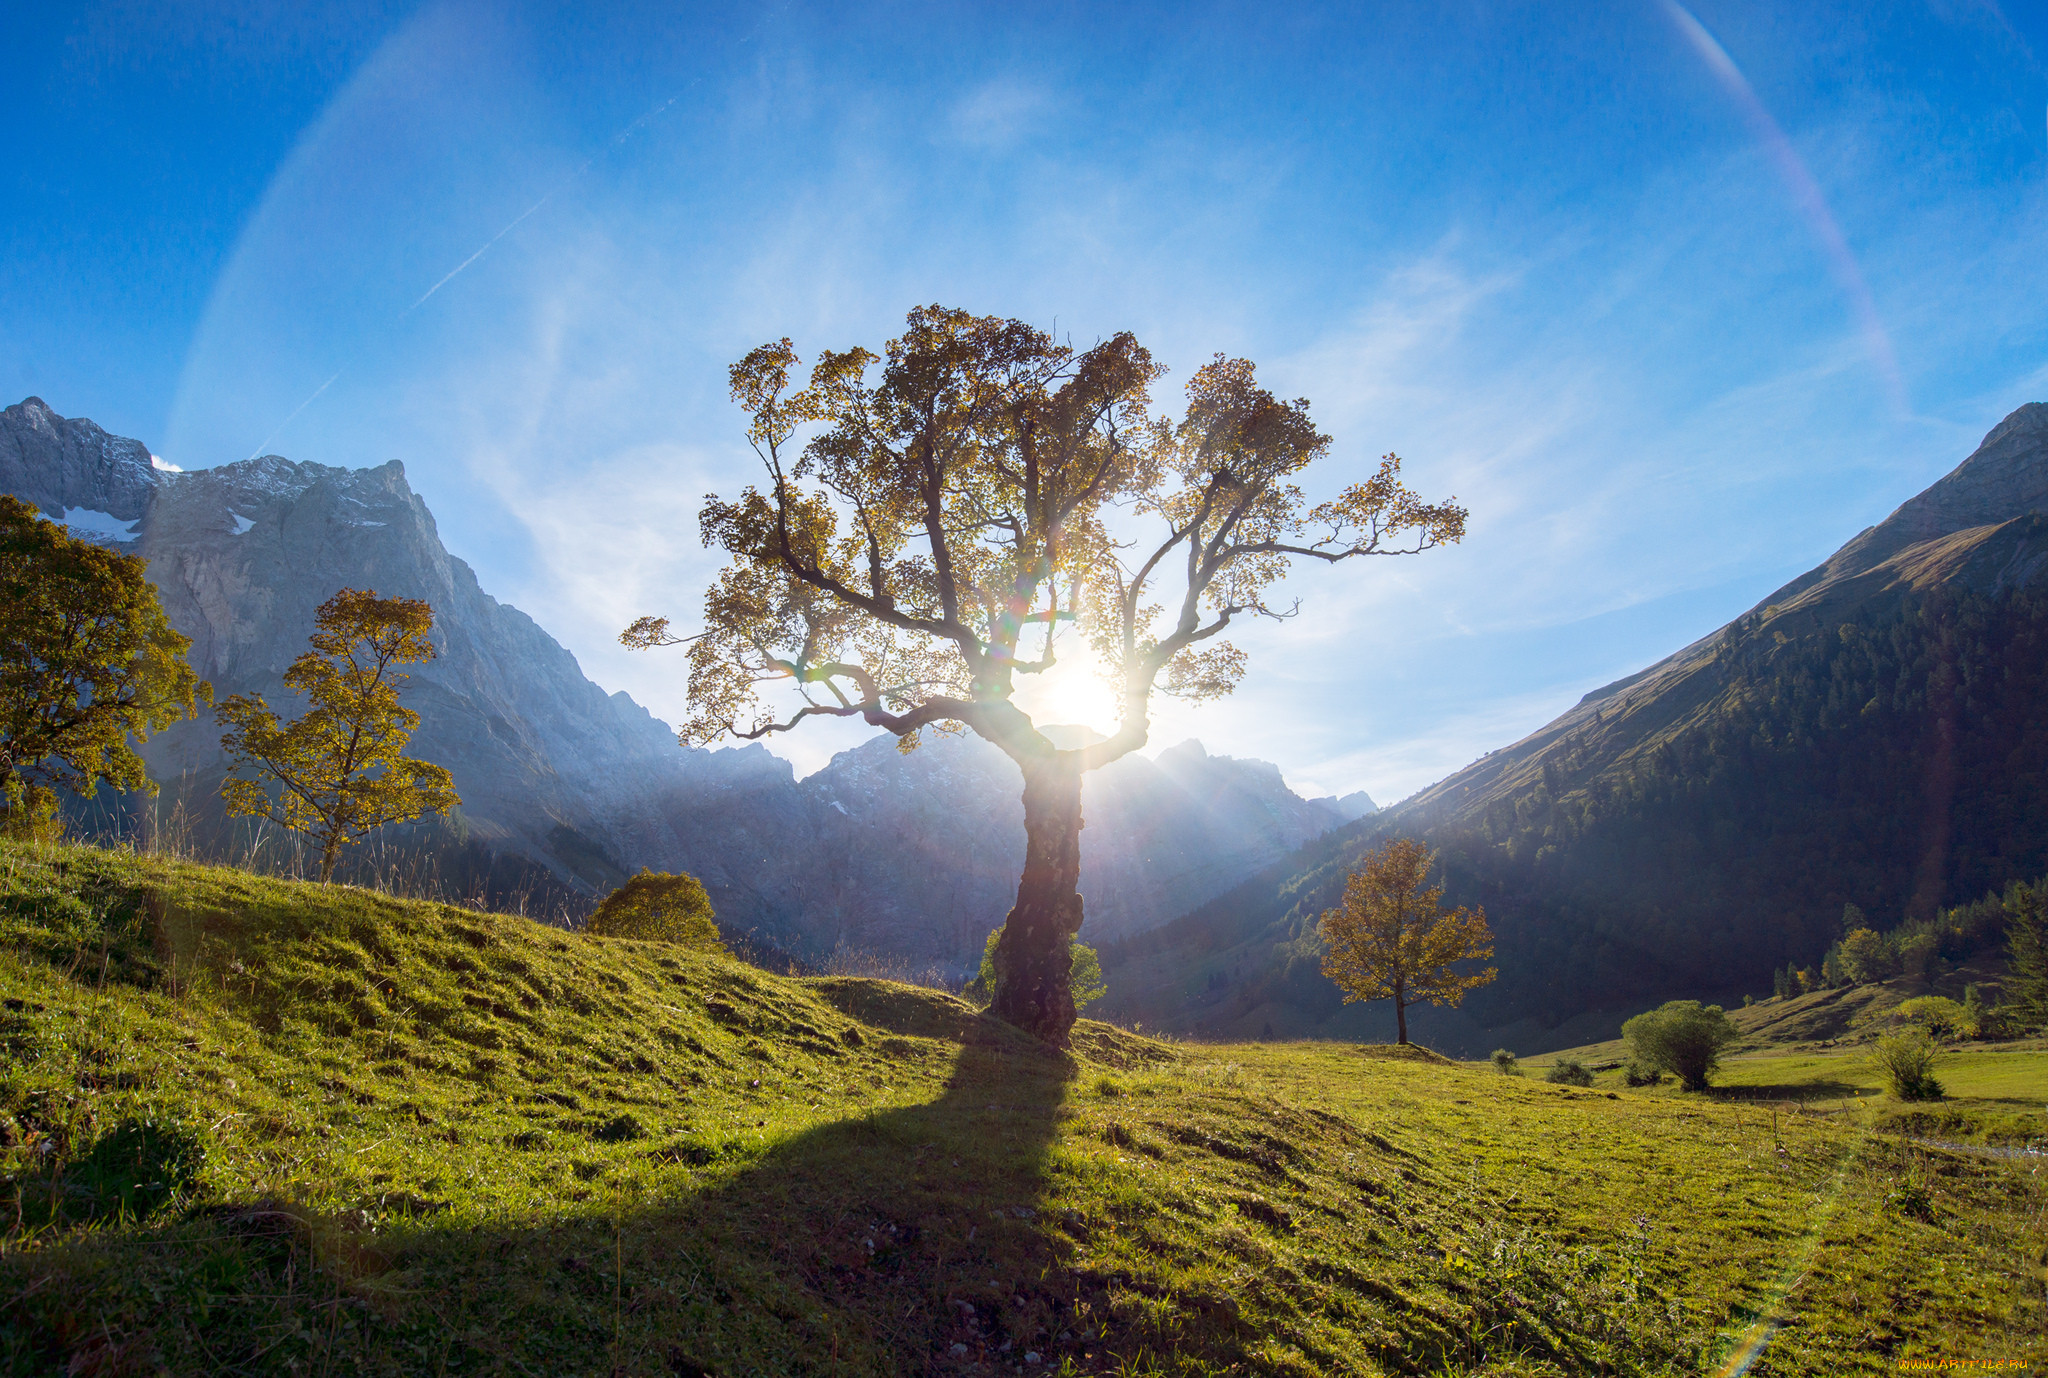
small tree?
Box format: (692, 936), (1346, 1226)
(628, 307), (1465, 1044)
(0, 496), (207, 838)
(970, 927), (1104, 1009)
(217, 589), (458, 882)
(1837, 927), (1891, 984)
(1490, 1048), (1521, 1076)
(1621, 1000), (1738, 1092)
(2005, 883), (2048, 1028)
(586, 869), (723, 949)
(1894, 995), (1968, 1040)
(1318, 838), (1496, 1045)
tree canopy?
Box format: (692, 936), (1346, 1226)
(586, 870), (723, 949)
(1317, 837), (1496, 1045)
(0, 496), (207, 839)
(217, 589), (459, 882)
(2007, 884), (2048, 1027)
(628, 305), (1465, 1043)
(1621, 1000), (1738, 1091)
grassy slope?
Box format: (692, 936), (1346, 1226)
(1521, 972), (2048, 1144)
(0, 842), (2042, 1377)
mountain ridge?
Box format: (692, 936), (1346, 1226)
(2, 396), (1371, 971)
(1100, 401), (2048, 1052)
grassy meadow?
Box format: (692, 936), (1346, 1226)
(1, 839), (2044, 1376)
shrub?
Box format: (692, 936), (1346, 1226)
(1894, 995), (1969, 1040)
(586, 869), (722, 949)
(966, 928), (1105, 1009)
(1544, 1057), (1594, 1086)
(1489, 1048), (1521, 1076)
(1621, 1000), (1739, 1092)
(1873, 1031), (1944, 1101)
(1623, 1062), (1662, 1087)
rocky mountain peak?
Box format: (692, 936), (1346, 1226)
(1, 395), (158, 521)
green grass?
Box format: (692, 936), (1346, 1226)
(1522, 981), (2048, 1146)
(2, 840), (2044, 1375)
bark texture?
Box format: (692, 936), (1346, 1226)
(989, 754), (1085, 1045)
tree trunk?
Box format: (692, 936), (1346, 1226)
(990, 753), (1085, 1045)
(1394, 982), (1408, 1045)
(318, 832), (340, 884)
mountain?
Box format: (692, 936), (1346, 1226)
(1101, 402), (2048, 1052)
(2, 397), (1369, 968)
(780, 732), (1365, 967)
(2, 395), (803, 918)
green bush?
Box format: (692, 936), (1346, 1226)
(1623, 1062), (1662, 1087)
(585, 870), (722, 949)
(1873, 1030), (1944, 1101)
(1894, 995), (1970, 1040)
(1489, 1048), (1521, 1076)
(1544, 1057), (1594, 1087)
(966, 927), (1105, 1009)
(1621, 1000), (1738, 1092)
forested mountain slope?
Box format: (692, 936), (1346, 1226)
(1102, 403), (2048, 1050)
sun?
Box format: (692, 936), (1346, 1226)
(1014, 656), (1119, 735)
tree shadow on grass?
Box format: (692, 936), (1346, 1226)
(1705, 1079), (1866, 1103)
(392, 993), (1115, 1378)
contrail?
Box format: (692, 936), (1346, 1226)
(406, 91), (682, 313)
(242, 88), (683, 461)
(246, 369), (343, 460)
(1659, 0), (1911, 419)
(237, 0), (793, 463)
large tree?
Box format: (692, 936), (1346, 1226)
(217, 589), (460, 882)
(1318, 837), (1496, 1045)
(0, 496), (208, 839)
(628, 306), (1466, 1043)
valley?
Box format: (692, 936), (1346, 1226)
(2, 842), (2040, 1375)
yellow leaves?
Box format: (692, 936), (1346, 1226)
(1161, 642), (1247, 702)
(638, 308), (1468, 757)
(216, 589), (460, 880)
(1305, 454), (1468, 553)
(586, 869), (723, 950)
(1318, 838), (1497, 1010)
(0, 495), (207, 822)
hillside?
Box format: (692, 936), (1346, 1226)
(4, 841), (2042, 1374)
(1103, 403), (2048, 1047)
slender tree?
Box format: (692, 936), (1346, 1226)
(0, 496), (207, 838)
(626, 306), (1466, 1043)
(1318, 837), (1496, 1045)
(216, 589), (459, 882)
(2006, 883), (2048, 1026)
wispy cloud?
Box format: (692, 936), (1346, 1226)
(946, 78), (1055, 150)
(152, 0), (2048, 802)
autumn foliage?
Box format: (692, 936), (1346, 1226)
(0, 496), (207, 839)
(586, 869), (723, 950)
(1319, 838), (1496, 1045)
(216, 589), (459, 882)
(628, 305), (1466, 1044)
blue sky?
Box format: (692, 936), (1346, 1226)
(5, 1), (2047, 801)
